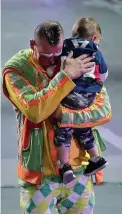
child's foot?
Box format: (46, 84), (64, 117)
(84, 156), (108, 176)
(59, 163), (76, 184)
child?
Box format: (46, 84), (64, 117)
(54, 17), (108, 184)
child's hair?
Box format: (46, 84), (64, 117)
(72, 17), (101, 39)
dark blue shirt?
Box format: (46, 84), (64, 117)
(61, 37), (108, 93)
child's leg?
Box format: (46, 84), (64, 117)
(54, 126), (73, 164)
(74, 127), (98, 156)
(87, 146), (99, 157)
(54, 125), (76, 183)
(57, 147), (70, 165)
(74, 128), (108, 176)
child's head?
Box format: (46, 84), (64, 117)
(72, 17), (101, 45)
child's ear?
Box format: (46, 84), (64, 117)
(91, 35), (97, 42)
(30, 39), (36, 50)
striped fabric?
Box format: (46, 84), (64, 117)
(57, 86), (112, 128)
(20, 173), (95, 214)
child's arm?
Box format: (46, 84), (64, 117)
(97, 50), (108, 82)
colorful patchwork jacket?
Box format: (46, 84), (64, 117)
(2, 49), (112, 185)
